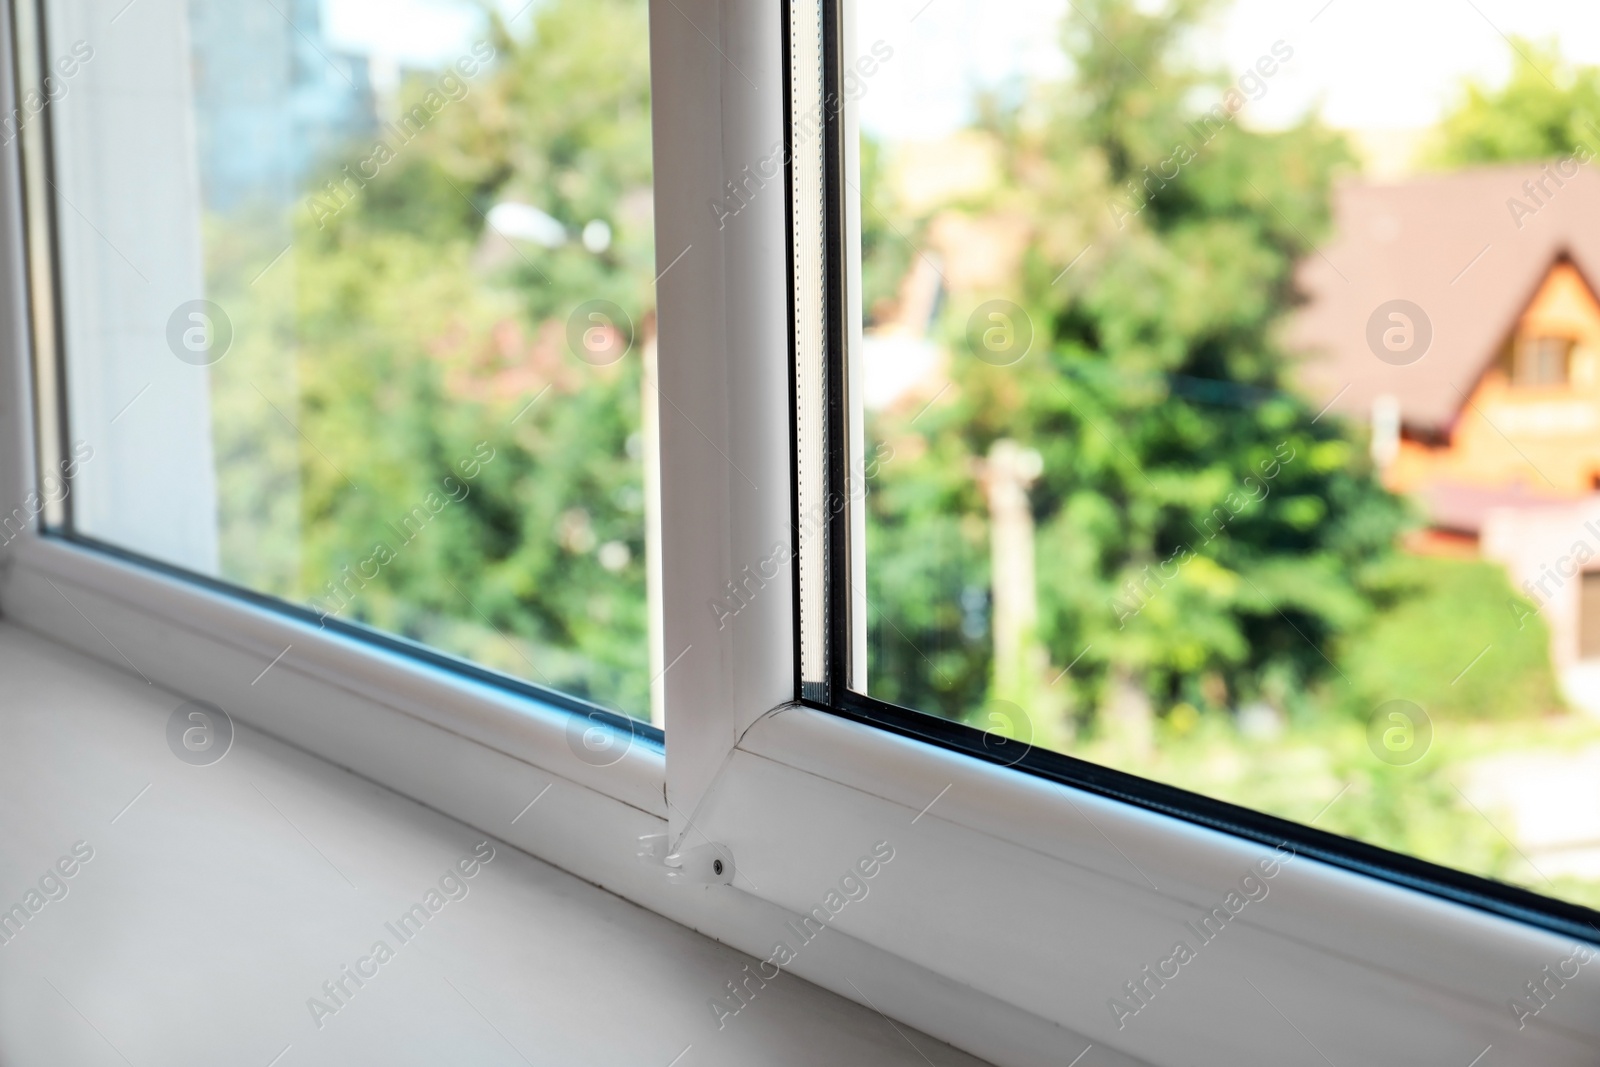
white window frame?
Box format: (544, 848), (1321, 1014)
(0, 2), (1595, 1065)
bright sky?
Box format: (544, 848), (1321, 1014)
(321, 0), (526, 66)
(320, 0), (1600, 136)
(860, 0), (1600, 137)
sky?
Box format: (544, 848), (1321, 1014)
(321, 0), (525, 66)
(860, 0), (1600, 138)
(320, 0), (1600, 138)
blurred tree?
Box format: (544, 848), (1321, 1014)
(1430, 37), (1600, 166)
(209, 0), (657, 715)
(864, 0), (1407, 743)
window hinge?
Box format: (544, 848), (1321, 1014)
(636, 834), (735, 886)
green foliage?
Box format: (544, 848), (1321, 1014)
(1340, 555), (1562, 722)
(859, 136), (915, 325)
(864, 0), (1404, 732)
(1068, 550), (1598, 907)
(209, 0), (656, 716)
(866, 440), (992, 718)
(1429, 37), (1600, 166)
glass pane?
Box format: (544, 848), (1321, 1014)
(854, 0), (1600, 910)
(41, 0), (656, 719)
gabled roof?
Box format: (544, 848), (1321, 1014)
(1291, 161), (1600, 434)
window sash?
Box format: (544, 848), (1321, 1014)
(13, 0), (668, 737)
(796, 0), (1600, 947)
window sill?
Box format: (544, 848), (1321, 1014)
(0, 621), (991, 1066)
(0, 540), (1107, 1067)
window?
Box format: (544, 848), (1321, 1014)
(3, 2), (1598, 1063)
(22, 0), (660, 722)
(1513, 335), (1574, 386)
(801, 0), (1600, 929)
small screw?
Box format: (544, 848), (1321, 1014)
(712, 859), (724, 876)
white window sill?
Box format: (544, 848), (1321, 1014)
(0, 623), (987, 1067)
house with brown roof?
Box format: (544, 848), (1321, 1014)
(1294, 161), (1600, 700)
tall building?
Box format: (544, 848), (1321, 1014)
(186, 0), (377, 212)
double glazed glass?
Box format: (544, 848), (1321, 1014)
(850, 0), (1600, 912)
(29, 0), (657, 719)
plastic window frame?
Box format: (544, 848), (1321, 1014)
(0, 4), (1598, 1065)
(792, 0), (1600, 947)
